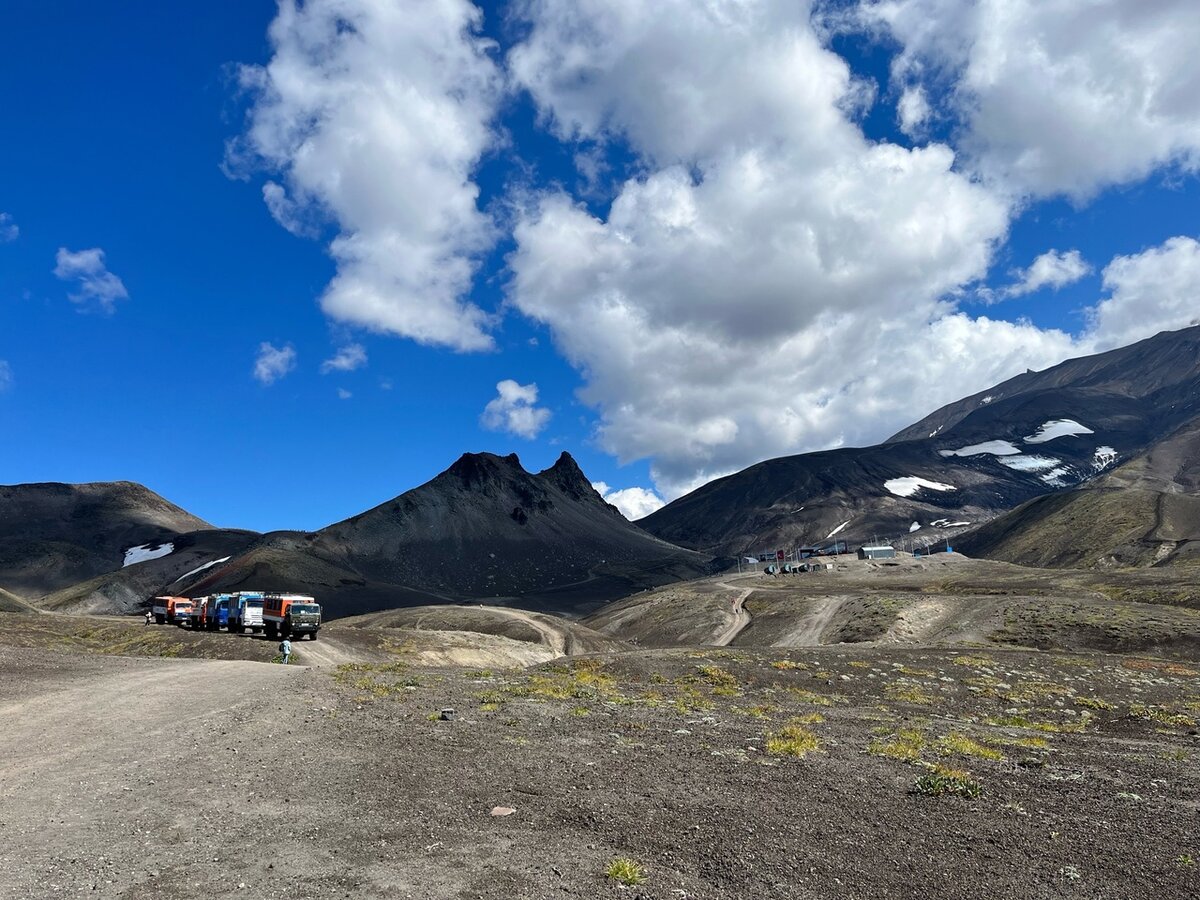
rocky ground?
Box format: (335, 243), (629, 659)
(2, 620), (1198, 899)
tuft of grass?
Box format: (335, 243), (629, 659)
(606, 858), (648, 886)
(869, 727), (926, 761)
(771, 659), (809, 671)
(952, 654), (994, 668)
(787, 687), (836, 707)
(884, 683), (936, 705)
(1074, 696), (1116, 711)
(849, 660), (870, 669)
(766, 721), (821, 758)
(912, 766), (982, 799)
(936, 733), (1002, 761)
(1128, 704), (1196, 728)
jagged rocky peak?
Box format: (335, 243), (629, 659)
(444, 451), (525, 488)
(539, 451), (597, 500)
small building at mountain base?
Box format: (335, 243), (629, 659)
(858, 545), (896, 560)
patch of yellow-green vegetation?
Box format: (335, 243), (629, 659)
(1052, 655), (1093, 668)
(791, 712), (825, 725)
(512, 658), (625, 703)
(771, 659), (809, 671)
(1128, 704), (1196, 728)
(952, 654), (994, 668)
(1002, 680), (1073, 703)
(480, 702), (502, 712)
(692, 664), (740, 696)
(766, 721), (821, 758)
(896, 665), (934, 677)
(1176, 854), (1196, 869)
(984, 713), (1089, 734)
(571, 706), (590, 717)
(936, 732), (1003, 761)
(786, 687), (837, 707)
(334, 661), (421, 697)
(742, 704), (778, 719)
(987, 734), (1050, 750)
(1074, 696), (1116, 711)
(869, 727), (926, 761)
(606, 857), (648, 886)
(884, 683), (936, 705)
(463, 669), (494, 679)
(813, 670), (833, 679)
(849, 660), (870, 669)
(912, 766), (982, 799)
(673, 686), (715, 714)
(1159, 748), (1191, 762)
(1122, 658), (1200, 677)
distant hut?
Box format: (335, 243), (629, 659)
(858, 545), (896, 560)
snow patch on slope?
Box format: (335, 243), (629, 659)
(826, 521), (850, 539)
(1024, 419), (1094, 443)
(997, 455), (1061, 473)
(909, 521), (922, 533)
(123, 543), (174, 567)
(1093, 446), (1118, 470)
(173, 556), (232, 583)
(884, 476), (957, 498)
(939, 440), (1021, 457)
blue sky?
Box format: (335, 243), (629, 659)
(2, 0), (1198, 531)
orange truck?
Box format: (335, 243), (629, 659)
(262, 593), (322, 640)
(151, 595), (193, 626)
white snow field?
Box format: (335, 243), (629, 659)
(997, 455), (1062, 472)
(1024, 419), (1095, 443)
(1093, 446), (1118, 470)
(826, 521), (850, 539)
(173, 556), (232, 583)
(884, 476), (957, 497)
(939, 440), (1021, 457)
(122, 543), (175, 567)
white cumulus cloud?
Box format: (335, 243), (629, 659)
(858, 0), (1200, 199)
(508, 0), (1034, 497)
(320, 343), (368, 374)
(592, 481), (666, 521)
(1089, 236), (1200, 349)
(253, 342), (297, 385)
(480, 379), (551, 439)
(53, 247), (128, 313)
(230, 0), (503, 351)
(0, 213), (17, 243)
(1003, 249), (1092, 299)
(896, 85), (930, 136)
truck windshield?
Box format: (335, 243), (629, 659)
(245, 600), (263, 608)
(290, 605), (320, 615)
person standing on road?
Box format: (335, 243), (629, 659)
(280, 637), (292, 665)
(144, 610), (153, 626)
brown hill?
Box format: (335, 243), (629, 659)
(0, 481), (212, 599)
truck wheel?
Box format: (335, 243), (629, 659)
(265, 624), (277, 639)
(252, 627), (262, 634)
(155, 614), (165, 625)
(309, 631), (319, 641)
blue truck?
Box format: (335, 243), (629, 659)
(226, 591), (265, 634)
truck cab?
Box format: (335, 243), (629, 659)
(227, 592), (264, 634)
(209, 593), (233, 631)
(263, 593), (322, 640)
(150, 596), (193, 626)
(190, 595), (210, 629)
(167, 596), (194, 627)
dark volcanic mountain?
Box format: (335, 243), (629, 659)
(640, 326), (1200, 557)
(0, 481), (215, 598)
(183, 451), (712, 617)
(956, 416), (1200, 569)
